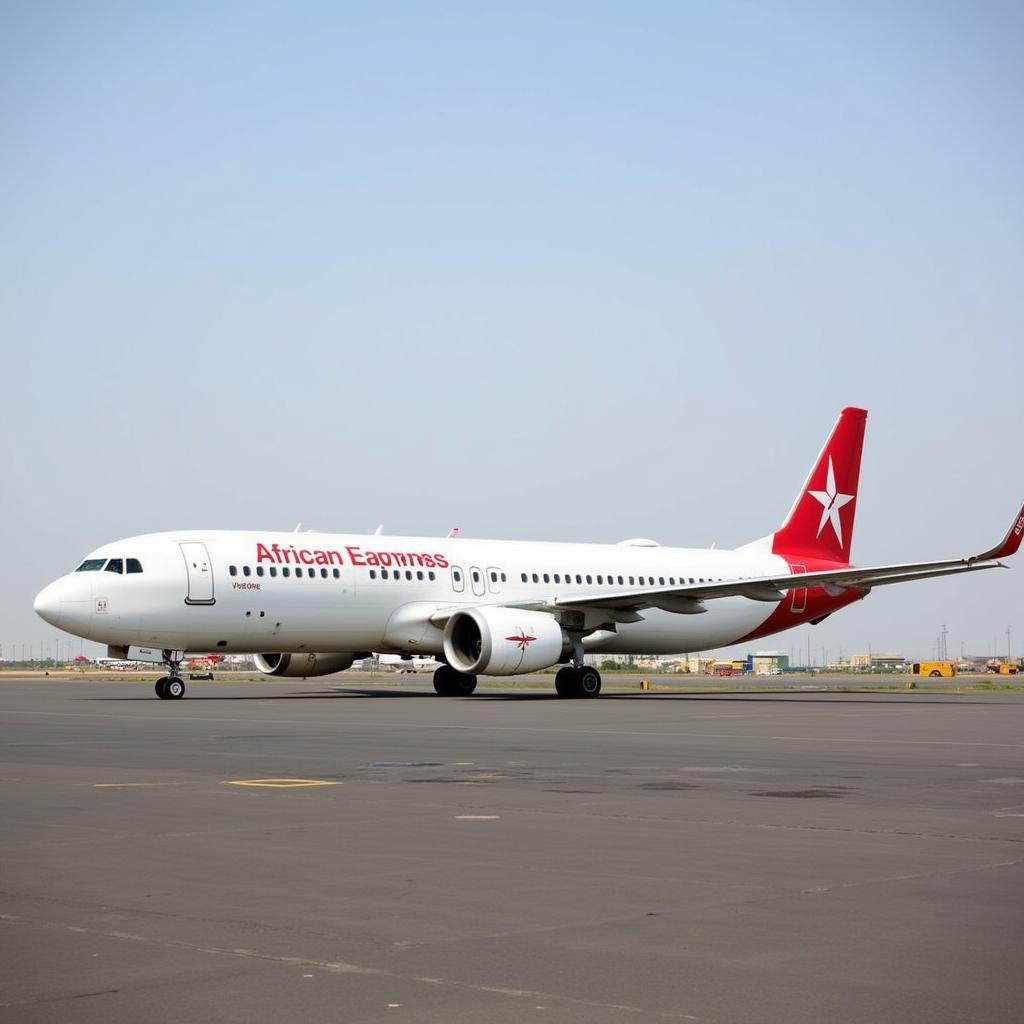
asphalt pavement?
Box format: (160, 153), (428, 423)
(2, 676), (1022, 1023)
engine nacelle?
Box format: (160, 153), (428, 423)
(253, 652), (357, 678)
(443, 607), (567, 676)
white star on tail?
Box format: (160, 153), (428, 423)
(808, 456), (854, 547)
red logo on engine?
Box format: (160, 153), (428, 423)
(506, 631), (537, 651)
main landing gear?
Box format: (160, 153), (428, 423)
(433, 664), (477, 696)
(155, 650), (185, 700)
(554, 665), (602, 699)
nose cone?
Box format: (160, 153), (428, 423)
(34, 582), (63, 627)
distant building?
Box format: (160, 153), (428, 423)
(683, 655), (716, 674)
(850, 653), (905, 671)
(752, 651), (789, 675)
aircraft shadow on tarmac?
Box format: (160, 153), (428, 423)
(82, 688), (1009, 706)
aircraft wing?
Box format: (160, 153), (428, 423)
(553, 502), (1024, 614)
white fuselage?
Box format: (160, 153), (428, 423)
(35, 530), (793, 660)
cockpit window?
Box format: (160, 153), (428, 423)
(76, 559), (107, 572)
(126, 558), (143, 574)
(105, 558), (124, 574)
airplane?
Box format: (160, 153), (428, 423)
(33, 408), (1023, 700)
(378, 654), (444, 674)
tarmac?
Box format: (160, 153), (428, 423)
(2, 675), (1023, 1023)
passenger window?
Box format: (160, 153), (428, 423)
(532, 573), (539, 583)
(584, 575), (591, 584)
(75, 558), (107, 572)
(126, 558), (143, 574)
(256, 566), (264, 577)
(669, 577), (675, 585)
(295, 567), (303, 578)
(659, 577), (665, 586)
(333, 568), (340, 578)
(553, 574), (561, 584)
(382, 569), (389, 579)
(597, 575), (603, 584)
(521, 573), (528, 583)
(243, 566), (251, 577)
(229, 565), (238, 577)
(282, 567), (290, 577)
(576, 574), (582, 584)
(321, 568), (328, 578)
(501, 572), (506, 582)
(428, 571), (436, 581)
(269, 566), (277, 577)
(543, 573), (550, 583)
(405, 570), (412, 580)
(105, 558), (123, 574)
(629, 576), (635, 585)
(451, 566), (464, 592)
(490, 571), (497, 583)
(472, 570), (480, 583)
(369, 569), (377, 579)
(417, 570), (424, 580)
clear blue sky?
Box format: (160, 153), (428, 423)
(2, 2), (1021, 662)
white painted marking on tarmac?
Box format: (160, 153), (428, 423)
(953, 763), (981, 767)
(981, 778), (1024, 784)
(1, 913), (697, 1018)
(454, 815), (500, 820)
(94, 782), (190, 789)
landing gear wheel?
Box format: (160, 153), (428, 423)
(554, 667), (601, 698)
(577, 667), (602, 698)
(157, 651), (186, 701)
(555, 667), (576, 698)
(433, 665), (478, 696)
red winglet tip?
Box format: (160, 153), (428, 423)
(981, 503), (1024, 561)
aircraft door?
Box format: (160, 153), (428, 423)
(789, 564), (807, 614)
(180, 542), (216, 605)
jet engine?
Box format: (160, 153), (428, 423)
(253, 652), (357, 678)
(443, 607), (568, 676)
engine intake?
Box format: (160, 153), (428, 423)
(443, 607), (567, 676)
(253, 652), (357, 678)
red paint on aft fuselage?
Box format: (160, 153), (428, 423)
(737, 554), (864, 644)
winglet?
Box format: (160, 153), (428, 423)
(973, 502), (1024, 562)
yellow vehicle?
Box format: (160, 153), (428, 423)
(997, 663), (1019, 675)
(911, 661), (957, 678)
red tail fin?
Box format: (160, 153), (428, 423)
(771, 407), (867, 565)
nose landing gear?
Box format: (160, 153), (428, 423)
(155, 651), (186, 700)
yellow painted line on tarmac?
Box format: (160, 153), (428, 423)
(224, 778), (341, 789)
